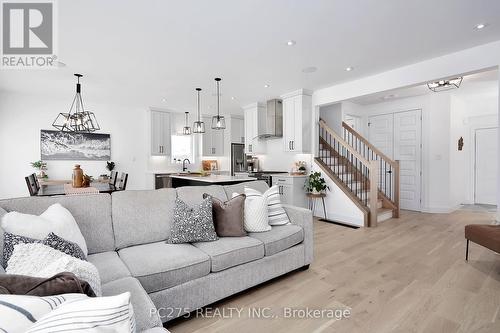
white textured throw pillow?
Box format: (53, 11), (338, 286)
(6, 243), (101, 296)
(246, 186), (290, 226)
(233, 191), (270, 232)
(1, 203), (88, 255)
(0, 294), (87, 333)
(25, 292), (136, 333)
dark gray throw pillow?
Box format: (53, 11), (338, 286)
(167, 197), (218, 244)
(203, 193), (247, 237)
(3, 232), (40, 267)
(43, 232), (87, 261)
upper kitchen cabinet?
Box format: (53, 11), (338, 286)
(243, 103), (266, 154)
(202, 116), (224, 156)
(230, 116), (245, 144)
(281, 89), (313, 153)
(150, 109), (171, 156)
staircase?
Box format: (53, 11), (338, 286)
(316, 119), (400, 227)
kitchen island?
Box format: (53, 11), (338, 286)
(170, 174), (257, 188)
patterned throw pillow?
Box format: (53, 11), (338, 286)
(43, 232), (86, 261)
(245, 186), (290, 226)
(3, 232), (40, 267)
(233, 190), (271, 232)
(0, 293), (87, 333)
(167, 197), (218, 244)
(25, 292), (136, 333)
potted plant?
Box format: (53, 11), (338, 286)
(30, 160), (48, 179)
(106, 161), (115, 174)
(305, 171), (330, 194)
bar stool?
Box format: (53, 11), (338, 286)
(306, 192), (327, 219)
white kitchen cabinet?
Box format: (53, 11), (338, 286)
(272, 174), (308, 208)
(281, 89), (312, 153)
(243, 103), (266, 154)
(230, 116), (245, 144)
(151, 109), (171, 156)
(202, 116), (224, 156)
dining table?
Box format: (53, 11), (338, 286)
(36, 181), (119, 197)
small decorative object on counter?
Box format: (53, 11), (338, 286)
(81, 174), (93, 188)
(106, 161), (115, 174)
(30, 160), (48, 179)
(291, 160), (307, 175)
(72, 165), (84, 188)
(305, 171), (330, 194)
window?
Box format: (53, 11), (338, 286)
(171, 135), (194, 163)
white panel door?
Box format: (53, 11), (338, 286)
(394, 110), (422, 211)
(368, 114), (394, 158)
(475, 127), (498, 205)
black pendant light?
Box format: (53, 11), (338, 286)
(193, 88), (205, 133)
(182, 112), (192, 135)
(53, 74), (100, 132)
(211, 77), (226, 130)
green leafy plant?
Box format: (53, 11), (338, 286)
(106, 161), (115, 172)
(304, 171), (330, 193)
(30, 160), (47, 170)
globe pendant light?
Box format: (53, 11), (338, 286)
(192, 88), (205, 133)
(52, 73), (100, 133)
(182, 112), (192, 135)
(211, 77), (226, 130)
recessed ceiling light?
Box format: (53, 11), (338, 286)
(302, 66), (317, 73)
(264, 84), (270, 88)
(231, 96), (235, 100)
(161, 98), (167, 102)
(345, 66), (354, 72)
(475, 23), (487, 30)
(286, 40), (296, 46)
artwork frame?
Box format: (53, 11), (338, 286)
(40, 130), (111, 161)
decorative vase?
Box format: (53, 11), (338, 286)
(72, 165), (84, 188)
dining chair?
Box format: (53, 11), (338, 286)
(109, 171), (118, 187)
(117, 172), (128, 191)
(25, 174), (39, 196)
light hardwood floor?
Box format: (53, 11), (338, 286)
(167, 210), (500, 333)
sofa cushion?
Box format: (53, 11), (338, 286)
(88, 251), (131, 284)
(102, 277), (162, 332)
(193, 237), (264, 272)
(118, 242), (210, 293)
(176, 185), (227, 206)
(223, 180), (269, 199)
(248, 225), (304, 256)
(0, 194), (114, 254)
(112, 189), (177, 250)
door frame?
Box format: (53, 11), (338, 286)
(368, 109), (423, 211)
(473, 126), (498, 204)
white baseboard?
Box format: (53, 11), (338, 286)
(313, 209), (364, 227)
(420, 205), (461, 214)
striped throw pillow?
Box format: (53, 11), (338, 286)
(25, 292), (136, 333)
(245, 186), (290, 226)
(0, 294), (87, 332)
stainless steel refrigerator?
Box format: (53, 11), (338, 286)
(231, 143), (246, 175)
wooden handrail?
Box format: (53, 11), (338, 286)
(319, 119), (371, 166)
(342, 121), (398, 168)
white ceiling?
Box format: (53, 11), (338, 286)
(1, 0), (500, 115)
(348, 69), (499, 105)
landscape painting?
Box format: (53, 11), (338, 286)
(41, 130), (111, 160)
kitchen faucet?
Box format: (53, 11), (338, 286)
(182, 158), (191, 172)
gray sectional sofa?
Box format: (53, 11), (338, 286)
(0, 181), (313, 332)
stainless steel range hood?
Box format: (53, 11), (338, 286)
(257, 99), (283, 139)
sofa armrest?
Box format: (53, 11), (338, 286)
(283, 204), (313, 265)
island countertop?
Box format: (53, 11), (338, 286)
(169, 174), (257, 185)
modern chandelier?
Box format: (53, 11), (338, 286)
(193, 88), (205, 133)
(182, 112), (192, 135)
(211, 77), (226, 130)
(427, 77), (463, 92)
(53, 74), (100, 132)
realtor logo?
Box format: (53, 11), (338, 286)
(1, 1), (57, 68)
